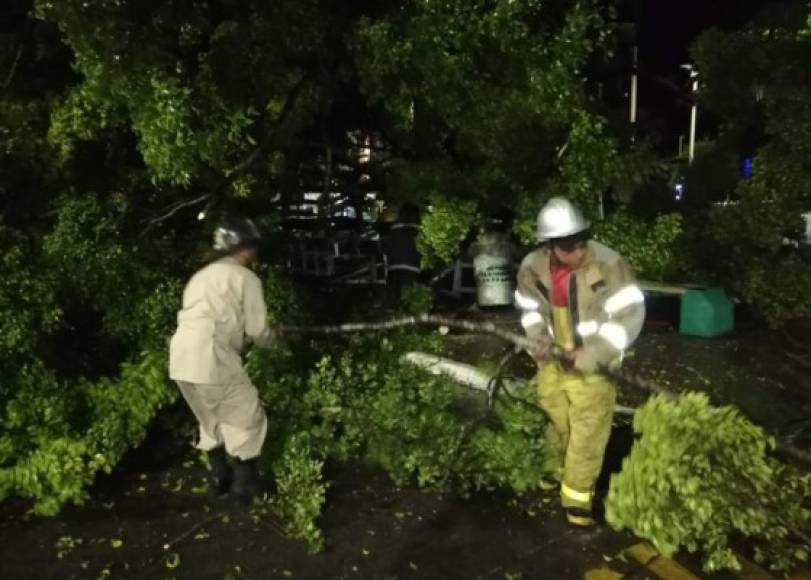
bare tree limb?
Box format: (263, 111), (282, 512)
(281, 315), (533, 351)
(225, 74), (310, 180)
(783, 330), (811, 356)
(776, 441), (811, 466)
(161, 512), (223, 551)
(138, 193), (211, 239)
(785, 351), (811, 371)
(2, 44), (24, 90)
(556, 140), (569, 160)
(280, 316), (675, 399)
(138, 74), (310, 237)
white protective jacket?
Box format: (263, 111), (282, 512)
(169, 257), (275, 384)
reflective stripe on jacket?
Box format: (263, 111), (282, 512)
(515, 241), (645, 372)
(382, 222), (421, 272)
(169, 256), (275, 384)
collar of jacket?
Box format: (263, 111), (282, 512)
(534, 242), (596, 287)
(217, 255), (250, 269)
(538, 242), (600, 349)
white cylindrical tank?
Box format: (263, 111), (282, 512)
(472, 232), (514, 307)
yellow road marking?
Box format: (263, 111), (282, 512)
(625, 542), (700, 580)
(583, 565), (624, 580)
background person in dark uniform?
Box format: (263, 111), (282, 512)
(381, 203), (421, 309)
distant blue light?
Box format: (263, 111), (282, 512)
(743, 158), (753, 178)
(674, 182), (684, 201)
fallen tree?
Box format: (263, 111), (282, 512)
(606, 392), (810, 573)
(281, 316), (810, 571)
(2, 260), (807, 571)
(402, 353), (810, 573)
(246, 327), (557, 552)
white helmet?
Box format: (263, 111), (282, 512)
(213, 217), (261, 251)
(536, 197), (590, 241)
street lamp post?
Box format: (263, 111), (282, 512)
(629, 46), (638, 143)
(681, 64), (699, 165)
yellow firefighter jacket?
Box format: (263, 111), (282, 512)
(515, 241), (645, 372)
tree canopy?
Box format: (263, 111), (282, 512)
(688, 0), (811, 323)
(2, 0), (631, 231)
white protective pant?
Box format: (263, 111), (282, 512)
(176, 381), (267, 460)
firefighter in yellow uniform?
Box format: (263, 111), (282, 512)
(169, 217), (278, 503)
(515, 198), (645, 526)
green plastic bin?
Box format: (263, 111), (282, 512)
(679, 287), (734, 337)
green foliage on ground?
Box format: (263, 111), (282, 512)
(0, 193), (184, 515)
(245, 319), (556, 552)
(606, 392), (810, 572)
(0, 349), (176, 515)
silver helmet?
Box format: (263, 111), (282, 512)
(536, 197), (590, 241)
(213, 217), (261, 251)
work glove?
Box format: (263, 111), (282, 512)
(527, 335), (552, 361)
(560, 349), (577, 371)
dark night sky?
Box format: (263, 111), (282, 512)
(616, 0), (772, 146)
(636, 0), (769, 73)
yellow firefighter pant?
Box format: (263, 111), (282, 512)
(176, 381), (267, 461)
(536, 362), (616, 510)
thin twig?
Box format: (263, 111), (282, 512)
(612, 369), (674, 398)
(162, 511), (223, 551)
(782, 330), (811, 356)
(776, 441), (811, 466)
(486, 347), (521, 408)
(790, 526), (811, 547)
(225, 74), (310, 179)
(785, 351), (811, 371)
(556, 140), (569, 160)
(139, 193), (211, 238)
(2, 44), (24, 89)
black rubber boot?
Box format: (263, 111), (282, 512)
(230, 457), (262, 504)
(207, 447), (233, 497)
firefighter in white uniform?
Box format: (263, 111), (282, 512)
(169, 217), (277, 502)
